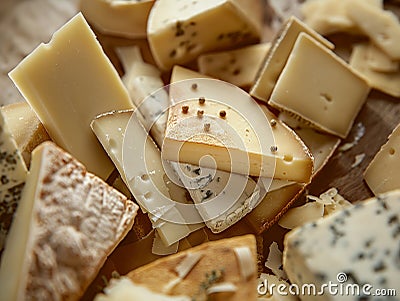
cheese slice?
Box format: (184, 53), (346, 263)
(91, 110), (204, 246)
(347, 0), (400, 60)
(1, 102), (50, 167)
(250, 16), (334, 103)
(283, 190), (400, 300)
(163, 78), (313, 182)
(364, 123), (400, 195)
(80, 0), (155, 38)
(171, 65), (212, 83)
(350, 43), (400, 98)
(0, 142), (138, 301)
(197, 43), (271, 89)
(147, 0), (263, 71)
(8, 13), (133, 180)
(96, 235), (257, 301)
(269, 33), (370, 139)
(366, 42), (399, 73)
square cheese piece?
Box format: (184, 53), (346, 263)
(364, 123), (400, 195)
(283, 190), (400, 301)
(269, 33), (370, 139)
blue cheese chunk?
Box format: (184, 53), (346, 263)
(283, 190), (400, 300)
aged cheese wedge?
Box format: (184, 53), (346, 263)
(8, 13), (133, 180)
(197, 43), (271, 89)
(269, 33), (370, 139)
(0, 111), (27, 253)
(80, 0), (155, 38)
(366, 43), (399, 73)
(164, 78), (313, 182)
(96, 235), (257, 301)
(147, 0), (263, 71)
(350, 43), (400, 98)
(1, 102), (50, 167)
(364, 123), (400, 195)
(250, 16), (334, 103)
(91, 110), (204, 246)
(0, 142), (138, 301)
(283, 190), (400, 300)
(347, 0), (400, 60)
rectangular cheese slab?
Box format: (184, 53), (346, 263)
(269, 33), (370, 139)
(283, 190), (400, 301)
(364, 123), (400, 195)
(8, 13), (133, 180)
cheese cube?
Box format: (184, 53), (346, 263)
(0, 142), (138, 301)
(250, 16), (334, 103)
(147, 0), (263, 71)
(197, 43), (270, 89)
(269, 33), (370, 139)
(8, 13), (133, 180)
(364, 123), (400, 195)
(80, 0), (155, 38)
(283, 190), (400, 301)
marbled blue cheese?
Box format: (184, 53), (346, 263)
(283, 190), (400, 301)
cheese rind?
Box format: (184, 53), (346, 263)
(364, 123), (400, 195)
(8, 13), (133, 179)
(0, 142), (138, 301)
(147, 0), (263, 71)
(283, 190), (400, 301)
(269, 33), (370, 139)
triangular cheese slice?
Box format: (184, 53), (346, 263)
(95, 235), (257, 301)
(0, 142), (138, 301)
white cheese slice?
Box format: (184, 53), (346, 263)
(8, 13), (133, 180)
(350, 43), (400, 98)
(147, 0), (263, 71)
(283, 189), (400, 300)
(366, 42), (399, 73)
(347, 0), (400, 60)
(250, 16), (334, 103)
(269, 33), (370, 139)
(197, 43), (271, 89)
(80, 0), (155, 38)
(278, 201), (324, 230)
(91, 110), (204, 246)
(164, 78), (314, 182)
(364, 123), (400, 195)
(0, 142), (138, 301)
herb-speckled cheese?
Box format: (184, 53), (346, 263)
(283, 190), (400, 301)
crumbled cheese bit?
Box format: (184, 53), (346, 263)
(265, 242), (287, 280)
(351, 153), (366, 168)
(206, 282), (237, 295)
(338, 122), (365, 152)
(175, 252), (203, 279)
(233, 246), (255, 281)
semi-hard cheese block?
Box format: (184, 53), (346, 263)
(364, 123), (400, 195)
(283, 190), (400, 301)
(80, 0), (155, 38)
(96, 235), (257, 301)
(350, 43), (400, 98)
(163, 78), (313, 182)
(0, 142), (138, 301)
(250, 16), (334, 102)
(197, 43), (271, 89)
(269, 33), (370, 139)
(8, 13), (133, 180)
(91, 110), (204, 246)
(1, 102), (50, 167)
(147, 0), (263, 71)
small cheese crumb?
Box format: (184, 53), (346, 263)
(265, 242), (287, 280)
(233, 246), (255, 281)
(206, 282), (237, 295)
(351, 153), (366, 168)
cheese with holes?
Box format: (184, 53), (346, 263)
(1, 102), (50, 167)
(347, 0), (400, 60)
(0, 142), (137, 301)
(367, 43), (399, 73)
(269, 33), (370, 139)
(147, 0), (263, 71)
(197, 43), (270, 89)
(364, 123), (400, 195)
(283, 190), (400, 300)
(8, 13), (133, 180)
(0, 111), (27, 253)
(250, 16), (334, 102)
(350, 43), (400, 98)
(91, 110), (203, 246)
(80, 0), (155, 38)
(164, 78), (313, 181)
